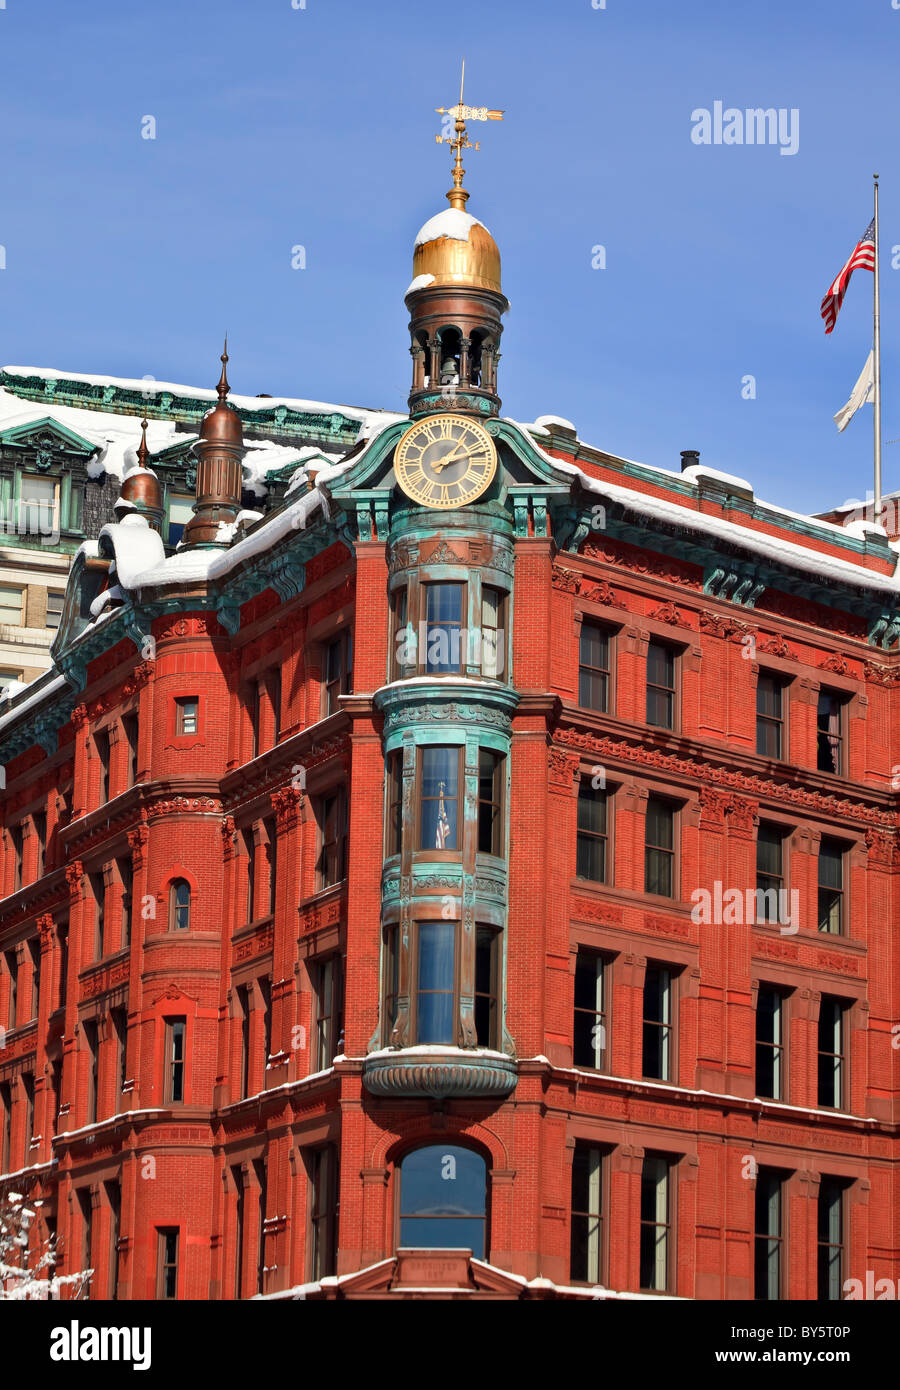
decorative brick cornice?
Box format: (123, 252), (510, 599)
(555, 728), (893, 828)
(65, 861), (84, 894)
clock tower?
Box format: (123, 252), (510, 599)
(405, 68), (508, 421)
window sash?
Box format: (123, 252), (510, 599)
(474, 927), (498, 1047)
(818, 840), (844, 934)
(816, 691), (844, 775)
(757, 675), (785, 758)
(642, 966), (672, 1080)
(645, 798), (675, 897)
(477, 749), (503, 856)
(424, 583), (464, 675)
(817, 1000), (845, 1109)
(415, 921), (457, 1044)
(576, 784), (608, 883)
(570, 1145), (603, 1283)
(574, 950), (607, 1069)
(578, 622), (610, 712)
(166, 1019), (186, 1103)
(419, 746), (461, 851)
(0, 585), (24, 626)
(157, 1229), (179, 1300)
(639, 1156), (671, 1291)
(817, 1183), (844, 1301)
(755, 989), (783, 1100)
(754, 1171), (783, 1300)
(646, 641), (676, 729)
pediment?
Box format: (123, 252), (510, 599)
(0, 415), (98, 456)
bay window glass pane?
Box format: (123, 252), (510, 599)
(420, 747), (459, 850)
(425, 583), (463, 674)
(416, 921), (456, 1043)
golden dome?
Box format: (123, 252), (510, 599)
(411, 206), (502, 295)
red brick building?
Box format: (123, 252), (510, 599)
(0, 157), (898, 1303)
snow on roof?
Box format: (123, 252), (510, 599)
(414, 209), (490, 247)
(405, 272), (436, 296)
(97, 515), (166, 588)
(523, 434), (900, 598)
(533, 414), (576, 432)
(3, 365), (397, 425)
(681, 462), (753, 494)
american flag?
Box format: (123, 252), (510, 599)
(435, 782), (452, 849)
(821, 219), (876, 334)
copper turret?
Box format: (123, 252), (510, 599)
(116, 419), (164, 532)
(183, 340), (245, 546)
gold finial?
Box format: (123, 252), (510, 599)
(136, 418), (150, 469)
(435, 60), (504, 210)
(217, 334), (230, 403)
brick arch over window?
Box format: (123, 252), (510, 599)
(371, 1118), (510, 1174)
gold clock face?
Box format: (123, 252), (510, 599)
(395, 414), (497, 509)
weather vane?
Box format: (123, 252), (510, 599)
(435, 60), (503, 209)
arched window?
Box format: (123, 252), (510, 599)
(170, 879), (191, 932)
(399, 1145), (487, 1257)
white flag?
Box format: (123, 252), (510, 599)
(834, 351), (874, 432)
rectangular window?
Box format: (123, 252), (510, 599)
(317, 790), (348, 888)
(0, 585), (24, 627)
(420, 747), (460, 851)
(243, 828), (256, 922)
(578, 621), (610, 713)
(424, 583), (463, 675)
(28, 937), (40, 1021)
(123, 714), (139, 786)
(269, 668), (282, 744)
(818, 839), (845, 935)
(416, 920), (457, 1044)
(474, 927), (498, 1048)
(19, 474), (59, 533)
(756, 987), (784, 1100)
(107, 1180), (121, 1300)
(817, 690), (845, 775)
(260, 976), (272, 1081)
(10, 822), (23, 891)
(477, 749), (504, 855)
(386, 750), (403, 856)
(255, 1157), (268, 1295)
(757, 673), (786, 759)
(233, 1166), (245, 1298)
(237, 984), (251, 1100)
(817, 1181), (845, 1301)
(85, 1019), (99, 1124)
(644, 797), (675, 898)
(818, 998), (847, 1110)
(50, 1060), (62, 1135)
(175, 697), (199, 737)
(0, 1081), (11, 1173)
(309, 1146), (339, 1281)
(383, 926), (400, 1043)
(754, 1169), (784, 1301)
(112, 1007), (128, 1097)
(646, 641), (676, 729)
(247, 682), (260, 759)
(34, 810), (47, 879)
(481, 586), (505, 679)
(264, 818), (277, 917)
(45, 591), (65, 631)
(576, 782), (608, 882)
(79, 1189), (93, 1285)
(574, 949), (607, 1070)
(642, 965), (673, 1081)
(324, 630), (352, 713)
(91, 872), (106, 958)
(96, 729), (111, 804)
(167, 493), (195, 547)
(58, 921), (68, 1010)
(391, 585), (410, 680)
(639, 1155), (671, 1292)
(165, 1018), (186, 1104)
(315, 955), (343, 1070)
(118, 857), (133, 950)
(5, 950), (18, 1030)
(570, 1145), (604, 1284)
(157, 1228), (179, 1300)
(22, 1072), (34, 1154)
(756, 823), (786, 924)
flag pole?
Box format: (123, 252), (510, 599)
(873, 173), (883, 520)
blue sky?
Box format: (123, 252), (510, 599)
(1, 0), (898, 514)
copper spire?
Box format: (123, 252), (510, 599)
(217, 335), (230, 403)
(434, 61), (504, 211)
(136, 418), (150, 469)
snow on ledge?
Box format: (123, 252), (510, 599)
(406, 273), (436, 295)
(681, 462), (753, 494)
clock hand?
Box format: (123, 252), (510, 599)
(431, 443), (469, 471)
